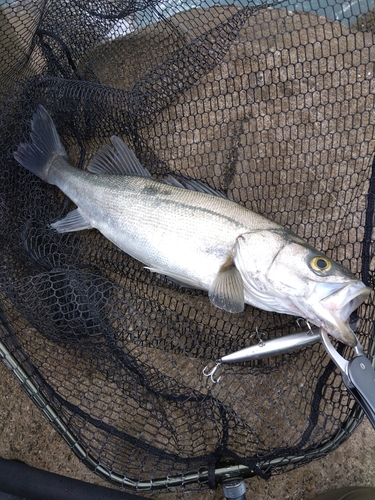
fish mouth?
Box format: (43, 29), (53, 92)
(314, 281), (371, 346)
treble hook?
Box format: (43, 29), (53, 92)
(255, 326), (265, 347)
(202, 360), (222, 383)
(296, 318), (314, 335)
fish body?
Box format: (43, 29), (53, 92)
(48, 158), (279, 297)
(14, 106), (371, 346)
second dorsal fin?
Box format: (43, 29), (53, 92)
(162, 174), (231, 199)
(87, 136), (152, 177)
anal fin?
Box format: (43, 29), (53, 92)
(51, 209), (92, 233)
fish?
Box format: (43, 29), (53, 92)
(14, 105), (371, 346)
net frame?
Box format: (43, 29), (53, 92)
(0, 335), (367, 491)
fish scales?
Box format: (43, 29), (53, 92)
(50, 156), (279, 290)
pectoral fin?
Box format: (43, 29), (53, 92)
(209, 257), (244, 313)
(51, 209), (92, 233)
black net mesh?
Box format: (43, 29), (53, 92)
(0, 0), (375, 492)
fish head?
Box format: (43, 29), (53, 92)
(235, 229), (371, 346)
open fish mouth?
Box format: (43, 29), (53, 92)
(316, 281), (371, 346)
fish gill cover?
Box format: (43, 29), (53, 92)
(0, 0), (374, 492)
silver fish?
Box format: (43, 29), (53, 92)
(14, 106), (371, 346)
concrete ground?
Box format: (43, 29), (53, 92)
(0, 358), (374, 500)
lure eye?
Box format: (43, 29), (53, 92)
(310, 256), (332, 273)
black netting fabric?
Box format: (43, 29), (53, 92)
(0, 0), (375, 492)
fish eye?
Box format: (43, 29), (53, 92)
(310, 256), (332, 273)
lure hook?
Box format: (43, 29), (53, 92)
(202, 360), (222, 384)
(296, 318), (314, 334)
(255, 326), (265, 347)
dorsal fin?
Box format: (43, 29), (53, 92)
(162, 174), (231, 199)
(87, 136), (152, 177)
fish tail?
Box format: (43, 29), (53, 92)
(14, 105), (67, 183)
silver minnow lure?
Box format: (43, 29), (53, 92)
(14, 106), (371, 346)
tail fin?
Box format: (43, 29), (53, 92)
(14, 105), (68, 183)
